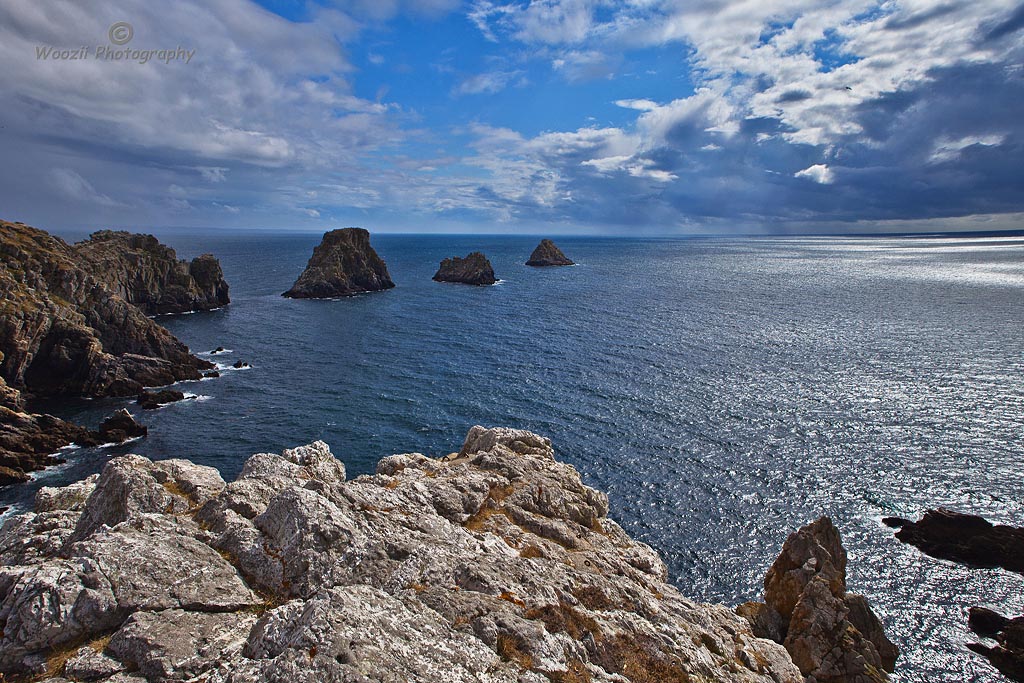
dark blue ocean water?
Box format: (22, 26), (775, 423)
(5, 232), (1024, 682)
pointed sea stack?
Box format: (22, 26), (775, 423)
(526, 239), (574, 267)
(283, 228), (395, 299)
(432, 252), (497, 286)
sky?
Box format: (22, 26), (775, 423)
(1, 0), (1022, 235)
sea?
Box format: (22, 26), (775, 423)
(4, 231), (1023, 682)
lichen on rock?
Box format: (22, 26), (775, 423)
(0, 427), (803, 683)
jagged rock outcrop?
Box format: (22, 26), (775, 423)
(97, 409), (148, 443)
(74, 230), (230, 315)
(0, 427), (803, 683)
(968, 607), (1024, 681)
(283, 228), (394, 299)
(883, 509), (1024, 573)
(737, 517), (898, 682)
(0, 220), (213, 483)
(526, 239), (575, 267)
(137, 389), (186, 410)
(433, 252), (497, 286)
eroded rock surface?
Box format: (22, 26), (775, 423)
(526, 240), (574, 267)
(433, 252), (497, 286)
(1, 427), (802, 683)
(283, 228), (394, 298)
(73, 231), (230, 315)
(738, 517), (898, 682)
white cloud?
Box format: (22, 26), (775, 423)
(794, 164), (835, 184)
(929, 134), (1005, 164)
(454, 70), (526, 95)
(50, 168), (121, 206)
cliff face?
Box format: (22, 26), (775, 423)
(433, 252), (497, 285)
(0, 221), (213, 482)
(74, 230), (230, 315)
(526, 239), (574, 267)
(283, 228), (394, 298)
(0, 427), (804, 683)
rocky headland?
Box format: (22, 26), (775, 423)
(526, 240), (574, 267)
(0, 425), (897, 683)
(74, 231), (230, 315)
(283, 228), (395, 298)
(0, 221), (217, 483)
(433, 252), (498, 286)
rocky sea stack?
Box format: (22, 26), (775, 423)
(738, 517), (898, 682)
(433, 252), (497, 285)
(526, 239), (574, 267)
(74, 230), (229, 315)
(283, 228), (394, 299)
(0, 425), (895, 683)
(0, 221), (215, 483)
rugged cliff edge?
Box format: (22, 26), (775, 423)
(434, 252), (498, 286)
(526, 240), (574, 267)
(74, 231), (230, 315)
(0, 221), (214, 483)
(283, 228), (394, 298)
(0, 427), (811, 683)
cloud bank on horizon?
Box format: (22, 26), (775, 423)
(1, 0), (1022, 234)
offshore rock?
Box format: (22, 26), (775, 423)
(967, 607), (1024, 681)
(283, 228), (394, 298)
(526, 239), (575, 267)
(433, 252), (497, 286)
(738, 517), (898, 682)
(883, 508), (1024, 573)
(97, 409), (148, 443)
(0, 221), (213, 482)
(137, 389), (186, 410)
(0, 427), (802, 683)
(73, 230), (230, 315)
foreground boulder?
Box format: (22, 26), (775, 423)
(0, 427), (802, 682)
(73, 230), (230, 315)
(283, 228), (394, 298)
(883, 509), (1024, 573)
(526, 239), (574, 267)
(0, 221), (214, 482)
(433, 252), (497, 285)
(737, 517), (898, 682)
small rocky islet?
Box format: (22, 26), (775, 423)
(526, 239), (574, 267)
(433, 251), (498, 286)
(0, 425), (897, 683)
(283, 228), (394, 299)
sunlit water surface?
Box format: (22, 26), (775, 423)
(5, 232), (1023, 682)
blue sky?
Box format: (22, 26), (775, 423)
(1, 0), (1022, 234)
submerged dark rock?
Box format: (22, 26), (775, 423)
(137, 390), (186, 410)
(883, 508), (1024, 573)
(433, 251), (497, 285)
(0, 220), (213, 483)
(526, 239), (574, 266)
(283, 228), (394, 299)
(967, 607), (1024, 682)
(74, 230), (230, 315)
(738, 516), (898, 682)
(0, 427), (803, 682)
(232, 360), (250, 369)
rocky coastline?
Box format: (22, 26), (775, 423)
(433, 252), (498, 286)
(283, 228), (395, 298)
(73, 231), (230, 315)
(0, 426), (897, 683)
(0, 221), (220, 484)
